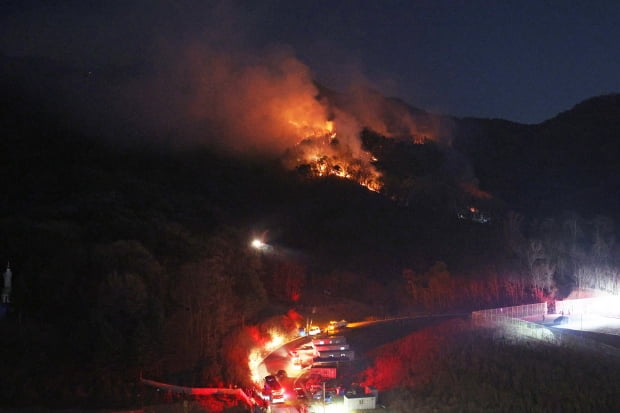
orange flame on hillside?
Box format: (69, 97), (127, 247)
(180, 46), (384, 190)
(284, 114), (382, 192)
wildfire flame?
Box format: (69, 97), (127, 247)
(288, 120), (336, 142)
(180, 46), (382, 191)
(284, 116), (382, 192)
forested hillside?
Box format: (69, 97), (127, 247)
(0, 58), (506, 408)
(453, 94), (620, 219)
(1, 55), (619, 409)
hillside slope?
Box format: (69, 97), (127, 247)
(453, 94), (620, 219)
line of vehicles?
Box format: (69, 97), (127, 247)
(262, 373), (325, 408)
(299, 319), (348, 337)
(292, 321), (352, 370)
(261, 320), (351, 407)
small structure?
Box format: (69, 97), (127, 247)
(343, 387), (377, 411)
(1, 263), (12, 304)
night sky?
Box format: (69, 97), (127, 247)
(1, 0), (619, 124)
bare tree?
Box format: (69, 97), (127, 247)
(591, 215), (615, 264)
(504, 211), (526, 257)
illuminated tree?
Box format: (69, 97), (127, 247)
(559, 212), (586, 281)
(590, 215), (614, 264)
(503, 273), (529, 304)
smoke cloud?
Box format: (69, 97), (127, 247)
(180, 45), (331, 155)
(126, 41), (453, 160)
(0, 1), (453, 161)
(125, 41), (390, 166)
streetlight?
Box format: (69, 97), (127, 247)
(251, 238), (266, 250)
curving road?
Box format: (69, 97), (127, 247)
(257, 315), (464, 410)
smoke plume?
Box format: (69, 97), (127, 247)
(178, 45), (331, 155)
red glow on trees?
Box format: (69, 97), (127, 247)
(268, 260), (306, 303)
(247, 325), (264, 345)
(360, 320), (467, 391)
(287, 308), (304, 324)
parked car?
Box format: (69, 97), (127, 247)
(312, 390), (333, 403)
(295, 387), (307, 400)
(327, 320), (348, 332)
(553, 315), (570, 325)
(308, 325), (322, 336)
(264, 375), (285, 403)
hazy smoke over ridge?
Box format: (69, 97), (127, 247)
(0, 0), (451, 158)
(179, 45), (330, 155)
(129, 41), (388, 164)
(134, 42), (450, 158)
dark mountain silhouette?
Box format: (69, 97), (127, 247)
(452, 94), (620, 219)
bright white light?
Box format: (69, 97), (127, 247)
(569, 314), (620, 333)
(251, 239), (265, 249)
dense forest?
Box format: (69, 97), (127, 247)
(1, 55), (619, 410)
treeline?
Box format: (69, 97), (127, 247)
(504, 211), (620, 297)
(400, 262), (534, 312)
(0, 224), (290, 408)
(2, 172), (618, 408)
(396, 209), (620, 313)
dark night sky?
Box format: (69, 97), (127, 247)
(1, 0), (619, 124)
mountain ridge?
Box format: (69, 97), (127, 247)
(451, 92), (620, 218)
(2, 53), (619, 222)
